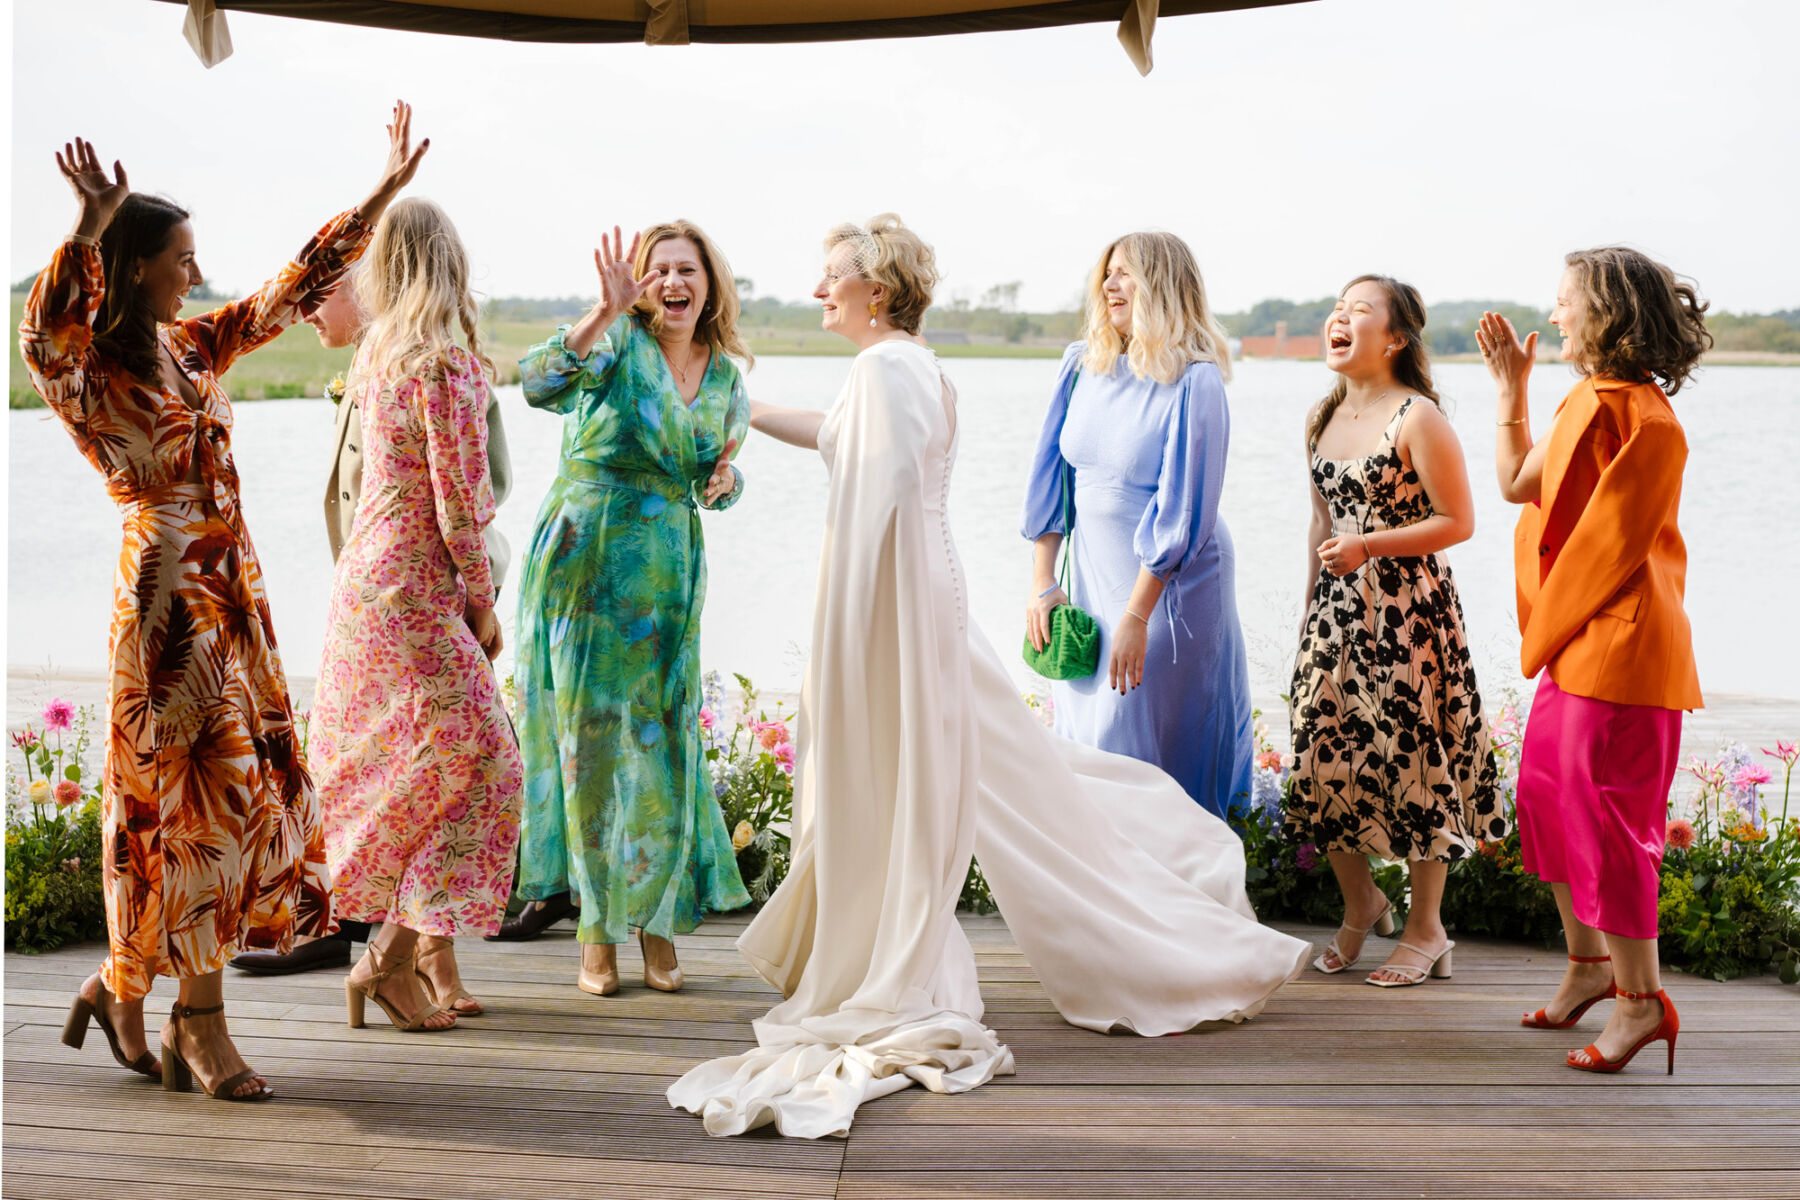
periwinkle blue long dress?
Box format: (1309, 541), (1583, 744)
(1021, 343), (1254, 821)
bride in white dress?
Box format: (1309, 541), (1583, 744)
(668, 216), (1309, 1140)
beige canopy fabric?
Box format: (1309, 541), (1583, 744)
(157, 0), (1313, 73)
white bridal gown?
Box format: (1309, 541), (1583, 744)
(667, 341), (1309, 1139)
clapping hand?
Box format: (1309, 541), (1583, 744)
(1475, 311), (1536, 391)
(702, 438), (739, 506)
(57, 139), (129, 238)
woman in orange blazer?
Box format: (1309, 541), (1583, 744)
(1478, 247), (1710, 1077)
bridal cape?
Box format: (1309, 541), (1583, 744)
(668, 341), (1309, 1139)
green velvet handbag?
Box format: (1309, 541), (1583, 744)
(1022, 456), (1100, 680)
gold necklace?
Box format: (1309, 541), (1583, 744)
(1347, 387), (1392, 420)
(661, 341), (704, 387)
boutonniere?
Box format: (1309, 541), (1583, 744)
(325, 374), (346, 406)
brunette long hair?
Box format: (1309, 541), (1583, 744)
(1306, 274), (1440, 447)
(94, 193), (190, 382)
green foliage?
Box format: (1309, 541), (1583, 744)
(1235, 804), (1408, 924)
(1438, 831), (1563, 945)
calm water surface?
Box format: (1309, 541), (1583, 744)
(9, 359), (1797, 703)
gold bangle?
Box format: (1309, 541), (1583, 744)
(67, 232), (99, 247)
(1496, 418), (1525, 427)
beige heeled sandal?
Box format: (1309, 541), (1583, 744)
(1366, 939), (1455, 988)
(346, 944), (456, 1031)
(415, 939), (483, 1016)
(1313, 900), (1397, 974)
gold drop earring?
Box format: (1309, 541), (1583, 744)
(868, 301), (879, 329)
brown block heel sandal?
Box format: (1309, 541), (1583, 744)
(161, 1003), (272, 1101)
(62, 975), (159, 1079)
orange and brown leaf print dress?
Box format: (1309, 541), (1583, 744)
(18, 211), (372, 1001)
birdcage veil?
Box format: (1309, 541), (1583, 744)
(822, 215), (939, 335)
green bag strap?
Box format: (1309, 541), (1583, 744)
(1055, 369), (1080, 594)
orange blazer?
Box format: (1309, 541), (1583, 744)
(1513, 376), (1702, 710)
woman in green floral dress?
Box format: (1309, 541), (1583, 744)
(515, 223), (751, 996)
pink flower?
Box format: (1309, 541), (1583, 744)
(1733, 765), (1772, 790)
(53, 780), (81, 806)
(699, 706), (716, 731)
(1761, 740), (1798, 765)
(758, 722), (791, 750)
(1295, 842), (1321, 872)
(1256, 750), (1284, 772)
(62, 858), (81, 873)
(774, 743), (795, 769)
(10, 727), (38, 752)
(41, 700), (74, 732)
(1665, 818), (1696, 850)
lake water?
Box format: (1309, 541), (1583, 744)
(9, 358), (1797, 705)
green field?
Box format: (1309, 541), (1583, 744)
(8, 297), (1063, 409)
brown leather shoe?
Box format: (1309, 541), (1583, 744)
(485, 892), (578, 941)
(229, 935), (352, 975)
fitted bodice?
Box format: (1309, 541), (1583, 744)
(1310, 398), (1434, 535)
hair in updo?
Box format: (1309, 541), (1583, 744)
(1563, 247), (1711, 395)
(823, 213), (938, 335)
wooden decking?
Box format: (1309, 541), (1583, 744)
(4, 915), (1797, 1199)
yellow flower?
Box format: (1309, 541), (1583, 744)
(325, 374), (347, 405)
(28, 780), (52, 805)
(731, 820), (755, 851)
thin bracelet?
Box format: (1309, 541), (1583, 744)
(67, 232), (99, 247)
(1124, 608), (1151, 625)
(1037, 583), (1062, 598)
(1358, 533), (1372, 559)
(1496, 417), (1525, 427)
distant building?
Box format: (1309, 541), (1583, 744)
(1238, 320), (1324, 360)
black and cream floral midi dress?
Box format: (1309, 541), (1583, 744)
(1284, 399), (1504, 862)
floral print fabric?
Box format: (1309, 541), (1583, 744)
(1284, 400), (1505, 862)
(17, 213), (368, 1000)
(514, 317), (750, 944)
(313, 344), (522, 936)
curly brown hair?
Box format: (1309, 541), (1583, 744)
(1564, 247), (1711, 395)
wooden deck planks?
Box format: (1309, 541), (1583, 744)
(6, 913), (1798, 1200)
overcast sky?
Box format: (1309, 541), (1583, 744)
(7, 0), (1795, 314)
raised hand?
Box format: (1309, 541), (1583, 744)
(1475, 311), (1536, 393)
(57, 139), (129, 238)
(593, 226), (658, 322)
(357, 100), (429, 226)
(702, 437), (739, 506)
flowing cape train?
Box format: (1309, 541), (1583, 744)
(669, 342), (1308, 1139)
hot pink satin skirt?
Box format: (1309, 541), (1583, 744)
(1515, 674), (1682, 940)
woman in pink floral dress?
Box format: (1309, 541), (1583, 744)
(312, 197), (522, 1032)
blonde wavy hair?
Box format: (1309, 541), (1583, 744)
(823, 213), (938, 335)
(630, 219), (753, 367)
(1081, 232), (1233, 385)
(353, 196), (494, 388)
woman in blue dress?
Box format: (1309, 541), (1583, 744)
(1021, 232), (1253, 822)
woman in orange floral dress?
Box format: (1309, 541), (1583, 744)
(21, 106), (427, 1101)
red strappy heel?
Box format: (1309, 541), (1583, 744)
(1522, 954), (1617, 1029)
(1566, 988), (1678, 1075)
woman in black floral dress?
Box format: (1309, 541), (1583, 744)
(1284, 275), (1504, 987)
